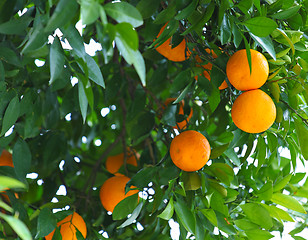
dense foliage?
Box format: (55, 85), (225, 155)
(0, 0), (308, 239)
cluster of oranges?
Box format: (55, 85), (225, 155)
(155, 22), (277, 174)
(100, 148), (139, 213)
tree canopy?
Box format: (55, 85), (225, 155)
(0, 0), (308, 239)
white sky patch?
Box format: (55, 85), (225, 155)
(37, 179), (44, 186)
(59, 160), (65, 171)
(56, 185), (67, 196)
(82, 136), (87, 143)
(101, 107), (110, 117)
(4, 126), (14, 137)
(17, 8), (28, 16)
(70, 76), (78, 86)
(65, 113), (72, 121)
(74, 157), (81, 163)
(94, 139), (102, 146)
(85, 39), (102, 56)
(26, 173), (38, 179)
(35, 59), (45, 67)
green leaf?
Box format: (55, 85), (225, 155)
(49, 36), (64, 85)
(174, 0), (198, 20)
(271, 193), (306, 213)
(250, 33), (276, 60)
(45, 0), (79, 32)
(0, 15), (32, 35)
(205, 163), (234, 186)
(161, 104), (177, 127)
(130, 111), (155, 139)
(112, 194), (139, 220)
(0, 176), (26, 191)
(234, 219), (259, 230)
(245, 229), (274, 240)
(136, 0), (160, 19)
(35, 208), (57, 238)
(85, 55), (105, 88)
(118, 202), (144, 228)
(210, 143), (230, 159)
(158, 198), (174, 220)
(262, 204), (294, 223)
(243, 17), (278, 37)
(294, 115), (308, 160)
(256, 136), (266, 170)
(0, 212), (32, 240)
(116, 22), (139, 51)
(220, 14), (231, 45)
(256, 181), (273, 201)
(21, 22), (47, 54)
(0, 45), (21, 67)
(78, 80), (88, 123)
(274, 28), (295, 55)
(13, 139), (32, 184)
(236, 0), (253, 15)
(80, 0), (100, 25)
(1, 96), (20, 136)
(115, 34), (146, 85)
(210, 191), (228, 216)
(132, 50), (146, 86)
(240, 203), (273, 229)
(200, 209), (217, 227)
(104, 2), (143, 28)
(271, 5), (301, 20)
(62, 25), (87, 60)
(174, 199), (196, 234)
(273, 174), (292, 192)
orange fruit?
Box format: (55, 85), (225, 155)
(105, 149), (139, 176)
(194, 49), (228, 90)
(226, 49), (269, 91)
(45, 212), (87, 240)
(231, 89), (276, 133)
(100, 176), (139, 212)
(170, 130), (211, 172)
(0, 150), (14, 167)
(163, 98), (193, 130)
(154, 23), (190, 62)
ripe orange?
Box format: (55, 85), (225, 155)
(163, 98), (193, 130)
(45, 212), (87, 240)
(226, 49), (269, 91)
(170, 130), (211, 172)
(154, 23), (190, 62)
(105, 149), (139, 176)
(194, 49), (228, 90)
(0, 150), (14, 167)
(231, 89), (276, 133)
(100, 176), (139, 213)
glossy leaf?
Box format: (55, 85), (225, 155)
(244, 17), (278, 37)
(0, 96), (20, 136)
(118, 202), (144, 228)
(104, 2), (143, 28)
(45, 0), (78, 32)
(294, 115), (308, 160)
(271, 193), (306, 213)
(13, 138), (32, 184)
(35, 208), (57, 238)
(80, 0), (100, 25)
(158, 198), (174, 220)
(49, 36), (64, 84)
(113, 193), (139, 220)
(0, 213), (32, 240)
(240, 203), (273, 229)
(174, 199), (196, 234)
(0, 176), (26, 191)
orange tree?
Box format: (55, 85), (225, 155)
(0, 0), (308, 239)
